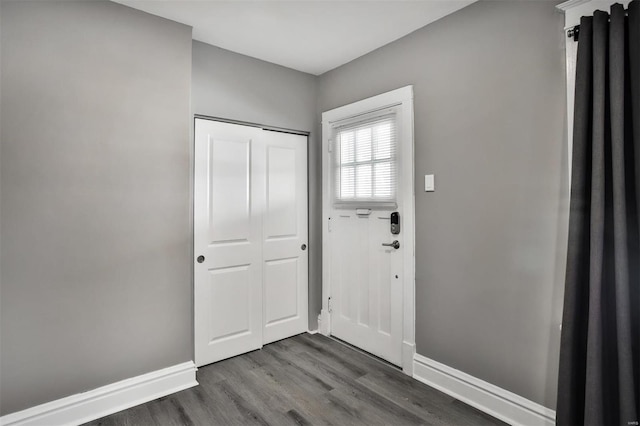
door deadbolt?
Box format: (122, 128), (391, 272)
(197, 255), (205, 263)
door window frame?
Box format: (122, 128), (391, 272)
(320, 86), (416, 375)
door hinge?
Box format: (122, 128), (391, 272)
(328, 139), (333, 153)
(328, 217), (332, 232)
(328, 297), (333, 313)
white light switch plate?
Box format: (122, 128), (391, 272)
(424, 174), (435, 192)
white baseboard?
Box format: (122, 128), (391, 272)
(413, 354), (555, 426)
(1, 361), (198, 426)
(306, 329), (318, 334)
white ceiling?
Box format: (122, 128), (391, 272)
(113, 0), (476, 75)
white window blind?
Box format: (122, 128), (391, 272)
(333, 111), (398, 207)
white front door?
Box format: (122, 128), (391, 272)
(322, 86), (415, 369)
(194, 119), (308, 367)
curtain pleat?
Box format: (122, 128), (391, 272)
(629, 2), (640, 421)
(557, 2), (639, 425)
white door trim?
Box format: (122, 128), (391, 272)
(320, 86), (416, 374)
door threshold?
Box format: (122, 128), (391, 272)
(327, 335), (401, 371)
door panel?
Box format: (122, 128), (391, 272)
(207, 265), (251, 341)
(262, 131), (308, 345)
(209, 139), (251, 244)
(266, 146), (297, 238)
(195, 120), (262, 367)
(264, 258), (299, 324)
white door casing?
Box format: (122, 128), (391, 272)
(321, 86), (416, 373)
(194, 119), (308, 367)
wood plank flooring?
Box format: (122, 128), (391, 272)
(85, 333), (507, 426)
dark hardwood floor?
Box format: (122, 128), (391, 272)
(85, 333), (507, 426)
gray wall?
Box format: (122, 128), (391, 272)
(192, 41), (321, 329)
(0, 0), (568, 415)
(318, 0), (568, 409)
(0, 1), (193, 415)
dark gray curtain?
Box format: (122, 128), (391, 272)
(557, 2), (640, 426)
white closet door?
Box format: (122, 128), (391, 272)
(261, 130), (308, 344)
(194, 119), (263, 367)
(194, 119), (308, 367)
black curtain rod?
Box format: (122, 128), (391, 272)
(567, 11), (630, 42)
(568, 25), (580, 41)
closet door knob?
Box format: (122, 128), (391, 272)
(197, 255), (205, 263)
(301, 244), (307, 251)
